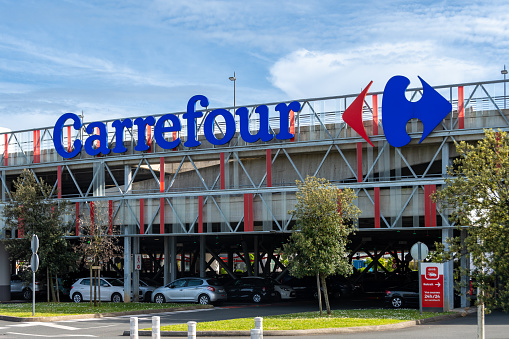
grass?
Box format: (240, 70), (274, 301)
(156, 309), (451, 331)
(0, 302), (198, 318)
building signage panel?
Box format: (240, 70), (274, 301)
(134, 254), (142, 271)
(52, 76), (452, 158)
(421, 262), (444, 311)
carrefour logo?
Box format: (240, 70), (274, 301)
(343, 76), (452, 147)
(53, 75), (452, 158)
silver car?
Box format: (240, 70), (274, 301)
(151, 278), (227, 305)
(71, 277), (140, 303)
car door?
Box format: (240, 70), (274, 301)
(10, 275), (23, 293)
(98, 278), (113, 301)
(227, 279), (243, 300)
(185, 279), (204, 301)
(78, 278), (91, 301)
(167, 279), (188, 301)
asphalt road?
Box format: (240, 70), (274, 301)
(0, 299), (507, 338)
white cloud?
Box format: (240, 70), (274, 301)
(269, 42), (491, 99)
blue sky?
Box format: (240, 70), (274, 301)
(0, 0), (507, 131)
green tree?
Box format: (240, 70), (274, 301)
(434, 129), (509, 312)
(283, 176), (361, 315)
(2, 169), (76, 302)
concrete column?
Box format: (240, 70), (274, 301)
(199, 236), (206, 278)
(442, 228), (455, 310)
(133, 236), (140, 302)
(164, 237), (170, 285)
(254, 236), (259, 276)
(1, 170), (5, 202)
(93, 161), (105, 197)
(124, 226), (132, 303)
(170, 237), (177, 282)
(0, 242), (10, 301)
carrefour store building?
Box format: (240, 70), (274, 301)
(0, 76), (507, 309)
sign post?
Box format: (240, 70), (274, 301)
(421, 263), (444, 312)
(411, 242), (429, 315)
(31, 235), (39, 317)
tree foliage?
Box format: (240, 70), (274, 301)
(2, 169), (77, 301)
(283, 176), (361, 315)
(434, 129), (509, 311)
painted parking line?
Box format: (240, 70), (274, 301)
(6, 333), (97, 337)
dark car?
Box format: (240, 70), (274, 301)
(225, 277), (277, 303)
(384, 281), (419, 308)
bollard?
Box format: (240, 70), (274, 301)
(152, 316), (160, 339)
(254, 317), (263, 339)
(251, 328), (262, 339)
(187, 321), (197, 339)
(130, 317), (138, 339)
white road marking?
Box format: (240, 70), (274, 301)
(6, 322), (79, 330)
(6, 332), (97, 337)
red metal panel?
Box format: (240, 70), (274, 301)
(139, 198), (144, 235)
(76, 202), (80, 236)
(357, 142), (363, 182)
(4, 133), (7, 166)
(173, 131), (178, 151)
(266, 149), (272, 187)
(160, 197), (165, 234)
(160, 157), (165, 192)
(147, 125), (152, 153)
(57, 165), (62, 199)
(290, 109), (295, 142)
(220, 152), (225, 189)
(244, 194), (248, 231)
(430, 185), (436, 227)
(374, 187), (380, 228)
(67, 126), (72, 153)
(424, 185), (430, 227)
(458, 86), (464, 129)
(198, 196), (203, 233)
(249, 193), (254, 232)
(108, 200), (113, 235)
(372, 95), (378, 135)
(33, 130), (40, 163)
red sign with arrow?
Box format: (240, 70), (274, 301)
(421, 263), (444, 310)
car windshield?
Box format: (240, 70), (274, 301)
(206, 279), (221, 286)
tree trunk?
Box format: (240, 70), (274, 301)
(46, 267), (50, 302)
(55, 273), (60, 303)
(89, 266), (93, 307)
(98, 268), (101, 307)
(316, 272), (323, 316)
(49, 272), (56, 302)
(93, 268), (97, 307)
(320, 273), (331, 316)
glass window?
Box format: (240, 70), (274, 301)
(80, 279), (90, 286)
(107, 279), (124, 287)
(187, 279), (203, 287)
(206, 279), (221, 286)
(170, 279), (187, 288)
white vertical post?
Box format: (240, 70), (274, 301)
(477, 287), (485, 339)
(130, 317), (138, 339)
(254, 317), (263, 339)
(152, 316), (160, 339)
(187, 321), (196, 339)
(251, 328), (262, 339)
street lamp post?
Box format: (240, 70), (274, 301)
(229, 72), (236, 110)
(502, 66), (507, 109)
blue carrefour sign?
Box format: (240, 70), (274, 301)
(53, 76), (452, 158)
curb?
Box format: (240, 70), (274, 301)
(124, 308), (476, 337)
(0, 305), (213, 322)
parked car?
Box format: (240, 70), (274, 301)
(152, 277), (226, 305)
(10, 275), (45, 300)
(70, 277), (141, 303)
(225, 277), (277, 303)
(271, 279), (296, 300)
(384, 281), (419, 308)
(118, 278), (158, 302)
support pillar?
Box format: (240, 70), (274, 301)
(442, 228), (455, 310)
(164, 237), (170, 285)
(199, 235), (206, 278)
(254, 236), (259, 276)
(170, 237), (177, 282)
(133, 237), (140, 302)
(124, 226), (132, 303)
(0, 242), (10, 301)
(93, 161), (105, 197)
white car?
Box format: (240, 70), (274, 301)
(70, 277), (140, 303)
(118, 278), (158, 302)
(272, 279), (296, 300)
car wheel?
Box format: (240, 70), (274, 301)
(72, 292), (83, 303)
(275, 292), (282, 301)
(252, 293), (262, 303)
(391, 296), (403, 308)
(154, 293), (165, 304)
(111, 293), (122, 303)
(198, 294), (210, 305)
(144, 292), (152, 302)
(22, 288), (32, 300)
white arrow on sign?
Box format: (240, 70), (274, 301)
(436, 282), (441, 287)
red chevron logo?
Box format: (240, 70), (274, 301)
(342, 81), (374, 147)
